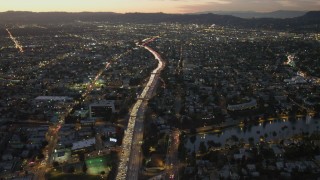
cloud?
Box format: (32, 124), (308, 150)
(277, 0), (298, 7)
(1, 0), (319, 13)
(179, 0), (320, 13)
(149, 0), (230, 3)
(212, 0), (232, 4)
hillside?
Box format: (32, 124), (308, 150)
(0, 11), (319, 31)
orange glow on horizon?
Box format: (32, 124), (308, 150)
(0, 0), (191, 14)
(0, 0), (318, 14)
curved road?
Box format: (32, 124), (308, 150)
(116, 39), (165, 180)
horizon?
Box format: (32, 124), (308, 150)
(0, 9), (315, 15)
(1, 0), (319, 14)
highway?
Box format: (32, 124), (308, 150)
(116, 38), (165, 180)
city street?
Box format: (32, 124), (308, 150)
(164, 130), (180, 180)
(1, 9), (320, 180)
(30, 46), (131, 180)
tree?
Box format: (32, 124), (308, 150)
(189, 135), (196, 144)
(230, 135), (239, 142)
(207, 140), (215, 148)
(248, 137), (254, 146)
(272, 131), (277, 137)
(199, 141), (207, 154)
(178, 143), (187, 161)
(78, 152), (85, 162)
(208, 151), (219, 162)
(52, 161), (59, 168)
(101, 135), (107, 141)
(41, 141), (48, 148)
(82, 163), (87, 173)
(67, 166), (75, 173)
(107, 166), (117, 180)
(190, 128), (197, 134)
(37, 153), (44, 160)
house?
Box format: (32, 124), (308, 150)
(284, 162), (295, 173)
(9, 135), (24, 149)
(21, 150), (30, 158)
(2, 153), (13, 161)
(247, 164), (256, 172)
(0, 160), (18, 172)
(271, 145), (284, 158)
(12, 175), (34, 180)
(219, 165), (240, 180)
(276, 161), (284, 170)
(52, 148), (71, 163)
(71, 138), (96, 152)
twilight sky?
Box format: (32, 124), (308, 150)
(1, 0), (319, 13)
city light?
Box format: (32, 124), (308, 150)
(6, 28), (24, 53)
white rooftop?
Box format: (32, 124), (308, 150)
(71, 138), (95, 150)
(35, 96), (73, 101)
(89, 99), (115, 107)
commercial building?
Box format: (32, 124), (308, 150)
(89, 100), (115, 119)
(227, 99), (257, 111)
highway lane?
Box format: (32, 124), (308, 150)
(127, 45), (166, 179)
(128, 115), (144, 180)
(116, 38), (165, 180)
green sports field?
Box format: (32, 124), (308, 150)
(48, 174), (100, 180)
(85, 155), (111, 175)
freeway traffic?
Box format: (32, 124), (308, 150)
(116, 38), (165, 180)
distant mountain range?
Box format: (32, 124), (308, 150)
(0, 11), (319, 31)
(195, 10), (307, 19)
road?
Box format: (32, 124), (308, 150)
(127, 114), (145, 180)
(164, 130), (180, 180)
(45, 51), (129, 159)
(6, 28), (24, 53)
(116, 38), (165, 180)
(29, 48), (130, 180)
(148, 130), (180, 180)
